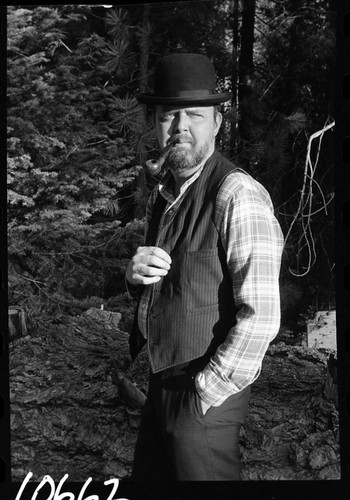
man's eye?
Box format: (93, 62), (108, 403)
(188, 112), (203, 118)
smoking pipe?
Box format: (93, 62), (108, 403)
(145, 143), (173, 175)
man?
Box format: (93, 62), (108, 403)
(125, 53), (284, 481)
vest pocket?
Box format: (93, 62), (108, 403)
(185, 248), (221, 314)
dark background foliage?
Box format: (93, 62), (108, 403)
(7, 1), (336, 335)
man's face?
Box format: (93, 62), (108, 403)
(155, 105), (222, 173)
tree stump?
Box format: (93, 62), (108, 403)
(8, 307), (27, 342)
(324, 352), (338, 409)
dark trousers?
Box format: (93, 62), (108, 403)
(131, 360), (251, 481)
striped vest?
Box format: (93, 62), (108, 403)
(130, 151), (241, 372)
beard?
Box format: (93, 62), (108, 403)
(165, 136), (213, 173)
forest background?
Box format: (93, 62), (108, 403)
(7, 0), (336, 351)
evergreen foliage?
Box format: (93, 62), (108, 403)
(7, 6), (145, 327)
(7, 2), (336, 332)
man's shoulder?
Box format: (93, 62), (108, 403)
(216, 159), (273, 208)
(222, 169), (259, 191)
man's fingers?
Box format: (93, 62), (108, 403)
(144, 255), (171, 270)
(134, 274), (162, 285)
(150, 246), (172, 265)
(138, 246), (172, 266)
(137, 263), (169, 277)
(126, 246), (172, 286)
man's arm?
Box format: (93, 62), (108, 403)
(195, 172), (284, 408)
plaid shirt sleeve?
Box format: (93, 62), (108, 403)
(195, 172), (285, 407)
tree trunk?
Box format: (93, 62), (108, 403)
(133, 3), (151, 220)
(238, 0), (256, 146)
(230, 0), (240, 156)
(282, 0), (303, 113)
(138, 4), (150, 95)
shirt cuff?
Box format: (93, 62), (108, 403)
(125, 277), (143, 300)
(194, 370), (228, 407)
(194, 364), (250, 407)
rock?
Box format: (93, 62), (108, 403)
(306, 310), (336, 350)
(319, 463), (342, 480)
(309, 445), (338, 470)
(81, 307), (122, 331)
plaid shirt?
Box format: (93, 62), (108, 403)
(135, 162), (284, 407)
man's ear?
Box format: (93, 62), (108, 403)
(214, 111), (222, 136)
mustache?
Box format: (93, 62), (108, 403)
(168, 134), (193, 145)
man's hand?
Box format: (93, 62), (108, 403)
(126, 246), (172, 286)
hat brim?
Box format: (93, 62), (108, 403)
(136, 92), (232, 106)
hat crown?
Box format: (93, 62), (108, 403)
(136, 52), (232, 106)
(154, 53), (216, 97)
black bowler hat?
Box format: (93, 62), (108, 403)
(136, 53), (232, 106)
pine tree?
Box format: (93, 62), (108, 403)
(7, 6), (145, 326)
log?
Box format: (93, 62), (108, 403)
(9, 311), (340, 482)
(240, 343), (340, 480)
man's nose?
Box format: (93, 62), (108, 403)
(173, 111), (189, 133)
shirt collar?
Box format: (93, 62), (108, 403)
(158, 161), (206, 203)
